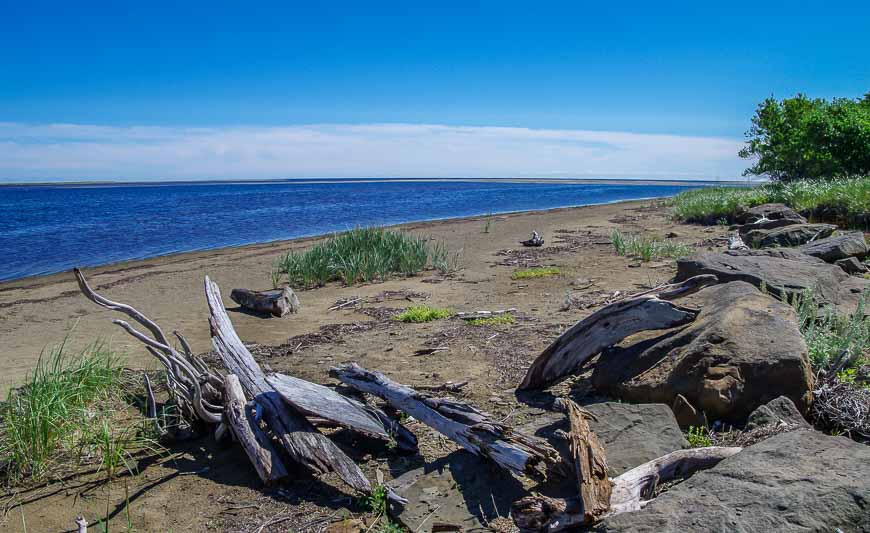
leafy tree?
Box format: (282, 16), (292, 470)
(739, 93), (870, 182)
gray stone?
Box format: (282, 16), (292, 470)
(675, 250), (870, 312)
(797, 232), (869, 263)
(735, 203), (806, 225)
(745, 395), (810, 430)
(836, 256), (870, 275)
(596, 430), (870, 532)
(743, 223), (836, 249)
(592, 282), (814, 423)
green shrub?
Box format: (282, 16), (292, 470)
(686, 426), (713, 448)
(511, 267), (561, 280)
(610, 230), (694, 262)
(790, 289), (869, 372)
(394, 305), (452, 323)
(467, 314), (515, 326)
(274, 227), (459, 288)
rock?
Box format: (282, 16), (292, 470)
(745, 395), (810, 430)
(735, 203), (806, 225)
(665, 232), (679, 239)
(596, 430), (870, 532)
(675, 250), (870, 312)
(743, 223), (836, 249)
(835, 256), (870, 274)
(797, 232), (869, 263)
(671, 394), (707, 428)
(592, 281), (814, 423)
(389, 451), (527, 532)
(229, 287), (300, 317)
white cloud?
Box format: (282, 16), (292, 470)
(0, 122), (746, 182)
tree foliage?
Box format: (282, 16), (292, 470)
(739, 93), (870, 182)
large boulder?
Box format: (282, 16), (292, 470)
(743, 223), (836, 249)
(592, 281), (813, 423)
(796, 232), (868, 263)
(836, 256), (870, 275)
(675, 250), (870, 312)
(596, 430), (870, 532)
(735, 203), (805, 225)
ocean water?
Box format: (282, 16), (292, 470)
(0, 180), (702, 282)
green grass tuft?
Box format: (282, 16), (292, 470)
(273, 227), (459, 288)
(686, 426), (713, 448)
(394, 305), (452, 323)
(610, 230), (694, 262)
(467, 314), (515, 326)
(789, 289), (869, 372)
(671, 176), (870, 229)
(511, 267), (561, 280)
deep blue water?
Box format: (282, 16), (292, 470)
(0, 180), (702, 282)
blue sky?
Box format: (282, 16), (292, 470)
(1, 1), (868, 182)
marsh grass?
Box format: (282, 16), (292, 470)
(274, 227), (457, 288)
(467, 314), (515, 326)
(511, 267), (561, 280)
(394, 305), (452, 323)
(610, 230), (694, 262)
(790, 289), (869, 372)
(671, 176), (870, 228)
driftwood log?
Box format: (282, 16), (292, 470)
(266, 373), (418, 452)
(205, 276), (373, 494)
(521, 231), (545, 247)
(519, 275), (718, 390)
(230, 287), (300, 317)
(223, 374), (289, 483)
(331, 362), (562, 478)
(512, 446), (742, 531)
(566, 401), (611, 523)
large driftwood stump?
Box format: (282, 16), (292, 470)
(206, 277), (372, 494)
(519, 275), (717, 390)
(230, 287), (300, 317)
(566, 401), (611, 523)
(331, 362), (562, 478)
(224, 374), (289, 483)
(266, 373), (417, 452)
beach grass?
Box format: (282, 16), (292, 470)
(0, 341), (125, 483)
(467, 314), (515, 326)
(274, 227), (457, 288)
(610, 230), (694, 262)
(511, 267), (561, 280)
(789, 289), (869, 372)
(670, 176), (870, 228)
(394, 305), (452, 323)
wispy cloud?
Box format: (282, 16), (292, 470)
(0, 122), (746, 182)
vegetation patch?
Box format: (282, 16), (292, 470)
(394, 305), (452, 323)
(670, 176), (870, 228)
(686, 426), (713, 448)
(511, 266), (561, 280)
(610, 230), (694, 262)
(467, 314), (515, 326)
(273, 226), (459, 289)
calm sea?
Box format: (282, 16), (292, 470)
(0, 180), (702, 282)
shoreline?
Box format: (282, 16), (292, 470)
(1, 194), (686, 287)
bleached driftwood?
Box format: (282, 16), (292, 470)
(266, 373), (418, 452)
(566, 401), (611, 523)
(456, 308), (517, 320)
(230, 287), (300, 317)
(75, 268), (223, 425)
(330, 362), (561, 478)
(521, 231), (545, 247)
(729, 233), (749, 251)
(629, 274), (719, 301)
(519, 300), (697, 390)
(512, 446), (742, 531)
(205, 276), (373, 494)
(224, 374), (289, 483)
(75, 516), (88, 533)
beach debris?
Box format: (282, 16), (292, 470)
(518, 275), (717, 390)
(328, 296), (362, 311)
(230, 287), (300, 317)
(520, 231), (545, 247)
(728, 232), (750, 251)
(455, 308), (517, 320)
(75, 516), (88, 533)
(330, 362), (563, 478)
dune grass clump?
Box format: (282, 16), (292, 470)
(274, 227), (458, 289)
(671, 176), (870, 228)
(511, 267), (561, 280)
(610, 230), (694, 262)
(0, 342), (126, 483)
(394, 305), (452, 323)
(467, 314), (515, 326)
(790, 289), (869, 372)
